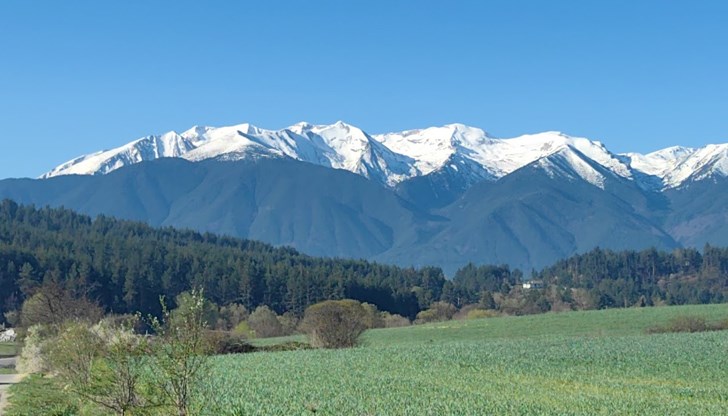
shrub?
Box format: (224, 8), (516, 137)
(414, 301), (457, 324)
(382, 312), (410, 328)
(44, 320), (151, 416)
(466, 309), (500, 320)
(257, 341), (313, 353)
(217, 303), (249, 331)
(277, 311), (300, 336)
(205, 330), (255, 355)
(301, 299), (368, 349)
(248, 306), (284, 338)
(232, 321), (254, 338)
(17, 324), (54, 374)
(647, 316), (728, 334)
(149, 288), (211, 416)
(361, 303), (385, 329)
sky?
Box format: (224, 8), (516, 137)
(1, 0), (727, 179)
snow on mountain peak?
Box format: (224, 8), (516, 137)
(535, 146), (607, 189)
(660, 143), (728, 188)
(40, 120), (728, 191)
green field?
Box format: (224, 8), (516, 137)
(0, 342), (19, 357)
(8, 304), (728, 415)
(200, 305), (728, 415)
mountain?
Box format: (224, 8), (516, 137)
(378, 147), (677, 271)
(5, 158), (431, 260)
(0, 154), (686, 274)
(44, 120), (728, 192)
(9, 120), (728, 273)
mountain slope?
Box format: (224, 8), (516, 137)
(3, 158), (429, 260)
(379, 150), (677, 271)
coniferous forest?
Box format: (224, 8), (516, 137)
(0, 199), (726, 325)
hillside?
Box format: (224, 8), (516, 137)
(6, 120), (726, 273)
(1, 201), (727, 327)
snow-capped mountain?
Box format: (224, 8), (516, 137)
(42, 121), (728, 191)
(41, 132), (201, 178)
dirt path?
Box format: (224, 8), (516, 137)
(0, 358), (25, 416)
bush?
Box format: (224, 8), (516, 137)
(301, 299), (368, 349)
(382, 312), (410, 328)
(17, 324), (54, 374)
(149, 288), (211, 416)
(466, 309), (500, 320)
(257, 341), (313, 353)
(361, 303), (385, 329)
(216, 303), (249, 331)
(647, 316), (728, 334)
(414, 301), (457, 324)
(277, 311), (300, 336)
(248, 306), (284, 338)
(41, 319), (152, 416)
(205, 330), (255, 355)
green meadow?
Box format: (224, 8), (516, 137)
(204, 304), (728, 415)
(9, 304), (728, 415)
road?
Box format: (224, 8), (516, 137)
(0, 358), (16, 369)
(0, 358), (23, 416)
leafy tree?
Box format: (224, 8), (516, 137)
(301, 299), (368, 348)
(149, 288), (211, 416)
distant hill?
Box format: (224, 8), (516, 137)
(1, 201), (726, 328)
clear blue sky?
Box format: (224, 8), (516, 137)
(2, 0), (727, 179)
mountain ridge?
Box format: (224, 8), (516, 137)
(40, 121), (728, 191)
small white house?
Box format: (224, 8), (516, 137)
(522, 281), (544, 290)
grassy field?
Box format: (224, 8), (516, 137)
(8, 304), (728, 415)
(0, 342), (19, 357)
(201, 304), (728, 415)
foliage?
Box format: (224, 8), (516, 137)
(301, 299), (369, 348)
(0, 200), (441, 324)
(247, 305), (284, 338)
(360, 302), (384, 329)
(204, 330), (255, 355)
(16, 324), (53, 374)
(646, 315), (728, 334)
(381, 312), (410, 328)
(3, 200), (728, 332)
(216, 303), (248, 331)
(43, 320), (151, 416)
(148, 288), (211, 416)
(19, 281), (103, 329)
(414, 301), (457, 324)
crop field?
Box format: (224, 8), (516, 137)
(7, 304), (728, 415)
(200, 304), (728, 415)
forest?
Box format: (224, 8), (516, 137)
(0, 199), (726, 326)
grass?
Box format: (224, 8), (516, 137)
(0, 342), (20, 357)
(199, 304), (728, 415)
(7, 304), (728, 415)
(361, 303), (728, 346)
(5, 375), (80, 416)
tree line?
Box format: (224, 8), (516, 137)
(1, 199), (726, 325)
